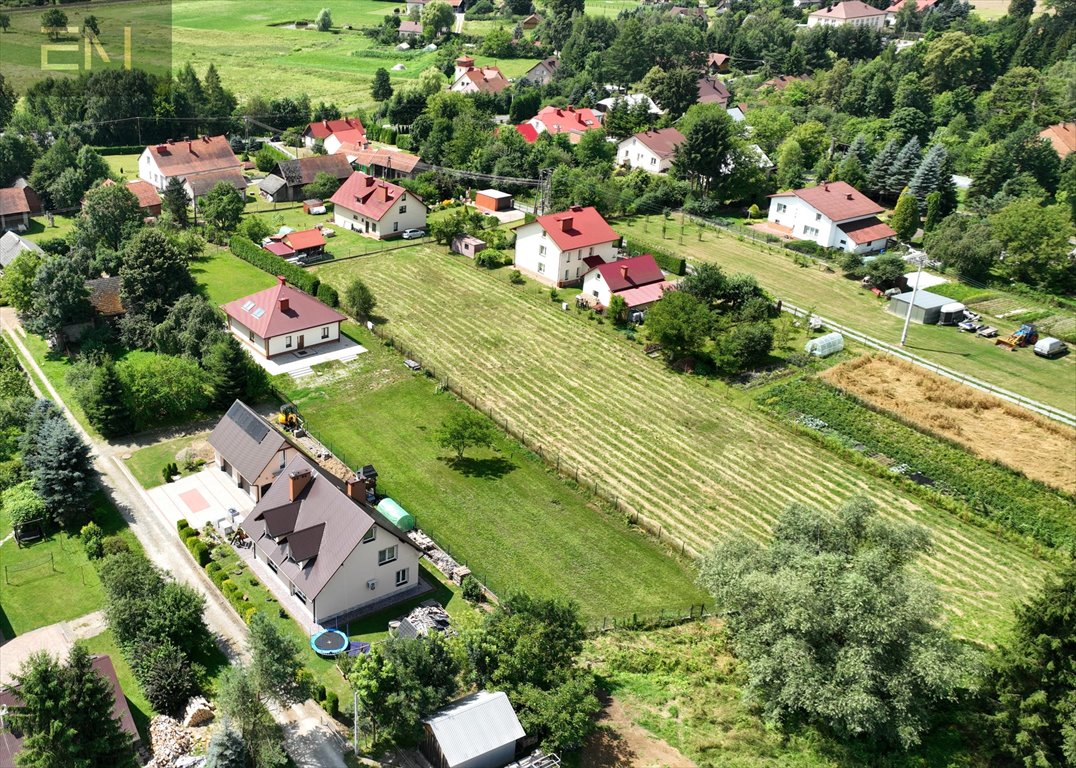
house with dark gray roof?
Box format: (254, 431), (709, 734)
(240, 455), (422, 623)
(208, 400), (300, 501)
(259, 154), (353, 203)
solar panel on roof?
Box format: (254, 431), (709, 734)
(252, 307), (266, 318)
(228, 402), (270, 443)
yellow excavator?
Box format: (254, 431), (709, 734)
(277, 404), (301, 432)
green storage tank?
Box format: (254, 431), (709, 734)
(376, 498), (415, 532)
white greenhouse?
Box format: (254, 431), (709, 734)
(805, 332), (844, 358)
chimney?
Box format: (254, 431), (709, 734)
(570, 205), (583, 212)
(288, 469), (312, 501)
(276, 275), (286, 286)
(846, 193), (853, 200)
(365, 175), (376, 187)
(345, 474), (366, 500)
(560, 216), (573, 232)
(620, 264), (628, 280)
(202, 135), (209, 142)
(568, 104), (575, 112)
(555, 108), (563, 116)
(382, 185), (391, 202)
(187, 141), (192, 153)
(823, 182), (829, 191)
(279, 297), (290, 312)
(323, 119), (329, 128)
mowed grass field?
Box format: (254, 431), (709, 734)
(311, 247), (1050, 642)
(618, 217), (1076, 414)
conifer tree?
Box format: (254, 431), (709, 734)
(846, 133), (872, 166)
(908, 143), (956, 213)
(866, 139), (900, 195)
(206, 720), (250, 768)
(84, 361), (134, 438)
(884, 137), (922, 198)
(162, 176), (191, 227)
(924, 191), (943, 232)
(890, 189), (921, 242)
(372, 68), (393, 102)
(204, 335), (254, 407)
(19, 399), (60, 473)
(33, 416), (96, 528)
(835, 153), (867, 189)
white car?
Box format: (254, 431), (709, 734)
(401, 228), (426, 240)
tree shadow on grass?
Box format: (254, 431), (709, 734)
(438, 455), (516, 480)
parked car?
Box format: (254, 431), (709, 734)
(401, 228), (426, 240)
(1033, 337), (1069, 358)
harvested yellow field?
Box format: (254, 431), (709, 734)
(822, 355), (1076, 494)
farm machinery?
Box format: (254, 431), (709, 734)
(995, 324), (1038, 350)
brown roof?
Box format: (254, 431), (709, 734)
(274, 154), (353, 188)
(329, 171), (416, 221)
(240, 455), (417, 599)
(86, 276), (125, 317)
(629, 128), (685, 159)
(399, 20), (423, 33)
(707, 52), (730, 68)
(0, 188), (31, 217)
(125, 180), (162, 210)
(208, 400), (292, 487)
(348, 148), (423, 174)
(146, 135), (240, 177)
(770, 181), (884, 222)
(221, 276), (346, 339)
(762, 74), (808, 91)
(185, 168), (248, 198)
(454, 66), (511, 94)
(1039, 122), (1075, 158)
(838, 216), (897, 244)
(696, 76), (731, 106)
(810, 1), (887, 18)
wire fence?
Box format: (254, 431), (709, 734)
(585, 603), (712, 635)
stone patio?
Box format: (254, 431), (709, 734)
(148, 466), (256, 532)
(242, 334), (368, 379)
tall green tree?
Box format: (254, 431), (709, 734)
(436, 410), (497, 461)
(162, 176), (192, 227)
(10, 645), (137, 768)
(83, 360), (135, 438)
(32, 414), (96, 528)
(119, 229), (195, 324)
(642, 66), (699, 119)
(372, 68), (394, 102)
(672, 108), (738, 195)
(775, 139), (806, 190)
(924, 214), (1000, 281)
(0, 73), (15, 131)
(699, 497), (972, 749)
(204, 335), (263, 407)
(989, 562), (1076, 767)
(866, 139), (900, 195)
(908, 143), (957, 214)
(421, 1), (454, 37)
(78, 182), (143, 250)
(639, 289), (712, 363)
(216, 666), (287, 768)
(315, 8), (333, 31)
(26, 255), (92, 343)
(198, 181), (245, 234)
(151, 294), (226, 360)
(890, 190), (921, 242)
(343, 277), (377, 319)
(206, 721), (250, 768)
(202, 63), (238, 132)
(884, 137), (921, 198)
(990, 200), (1075, 291)
(249, 612), (310, 706)
(41, 8), (68, 40)
(0, 248), (43, 314)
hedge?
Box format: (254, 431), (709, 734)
(206, 561), (222, 577)
(229, 235), (320, 295)
(244, 606), (258, 624)
(177, 519), (190, 534)
(316, 283), (339, 307)
(324, 692), (339, 718)
(187, 538), (211, 567)
(91, 145), (147, 156)
(622, 241), (686, 276)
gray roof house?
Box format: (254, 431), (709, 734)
(208, 400), (299, 501)
(240, 454), (423, 624)
(0, 231), (42, 273)
(422, 691), (526, 768)
(260, 154), (354, 202)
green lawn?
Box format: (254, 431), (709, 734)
(103, 154), (144, 181)
(616, 217), (1076, 414)
(191, 247), (279, 307)
(0, 493), (143, 638)
(81, 629), (154, 742)
(15, 332), (100, 438)
(303, 246), (1050, 643)
(124, 434), (207, 489)
(18, 214), (79, 245)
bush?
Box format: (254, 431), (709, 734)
(509, 270), (525, 285)
(549, 287), (560, 302)
(683, 198), (723, 218)
(229, 235), (319, 295)
(210, 569), (228, 588)
(474, 248), (506, 269)
(187, 538), (211, 567)
(324, 691), (339, 718)
(206, 561), (223, 577)
(244, 606), (258, 624)
(102, 536), (130, 557)
(785, 240), (831, 258)
(221, 579), (237, 597)
(316, 283), (339, 307)
(314, 683), (327, 702)
(177, 519), (190, 534)
(80, 521), (105, 560)
(462, 575), (483, 603)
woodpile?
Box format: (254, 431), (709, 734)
(146, 715), (191, 768)
(182, 696), (215, 728)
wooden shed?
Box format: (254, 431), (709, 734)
(474, 189), (513, 212)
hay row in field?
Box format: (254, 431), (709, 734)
(822, 355), (1076, 495)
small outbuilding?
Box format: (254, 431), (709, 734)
(474, 189), (513, 212)
(451, 234), (487, 257)
(804, 331), (844, 357)
(886, 290), (951, 325)
(422, 691), (526, 768)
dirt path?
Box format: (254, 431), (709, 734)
(582, 695), (696, 768)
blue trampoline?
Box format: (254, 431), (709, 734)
(310, 629), (348, 657)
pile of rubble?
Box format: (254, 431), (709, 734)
(407, 529), (469, 585)
(396, 602), (452, 638)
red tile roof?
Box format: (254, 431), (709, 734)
(762, 74), (808, 91)
(707, 52), (730, 68)
(146, 135), (240, 177)
(348, 147), (422, 173)
(886, 0), (938, 10)
(284, 228), (326, 251)
(304, 117), (366, 141)
(514, 123), (540, 143)
(696, 76), (731, 106)
(454, 67), (511, 94)
(591, 254), (665, 292)
(125, 180), (162, 210)
(222, 276), (345, 339)
(837, 216), (896, 244)
(264, 241), (295, 258)
(810, 0), (887, 18)
(535, 206), (619, 251)
(532, 105), (602, 136)
(329, 171), (411, 221)
(1039, 122), (1075, 158)
(630, 128), (685, 159)
(0, 187), (32, 217)
(770, 181), (884, 223)
(618, 280), (675, 308)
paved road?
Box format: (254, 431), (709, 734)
(1, 309), (348, 768)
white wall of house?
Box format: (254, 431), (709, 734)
(138, 150), (169, 190)
(581, 269), (614, 306)
(228, 316), (269, 358)
(845, 234), (892, 254)
(312, 526), (421, 622)
(449, 77), (480, 94)
(332, 193), (426, 240)
(617, 138), (671, 173)
(768, 196), (888, 253)
(265, 322), (341, 356)
(807, 11), (885, 27)
(513, 224), (619, 287)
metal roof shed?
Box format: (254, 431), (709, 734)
(422, 691), (526, 768)
(885, 290), (950, 325)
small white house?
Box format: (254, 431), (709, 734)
(329, 171), (427, 240)
(617, 128), (685, 174)
(240, 455), (422, 624)
(807, 0), (888, 27)
(513, 205), (621, 287)
(767, 181), (895, 253)
(581, 253), (673, 310)
(221, 276), (346, 359)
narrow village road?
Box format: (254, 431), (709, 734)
(1, 308), (349, 768)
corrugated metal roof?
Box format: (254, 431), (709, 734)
(424, 691), (525, 768)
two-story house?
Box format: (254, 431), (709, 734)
(617, 128), (685, 174)
(513, 205), (621, 287)
(329, 171), (427, 239)
(767, 181), (896, 253)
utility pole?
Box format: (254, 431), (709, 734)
(900, 248), (925, 347)
(352, 690), (359, 756)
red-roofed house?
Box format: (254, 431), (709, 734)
(768, 181), (895, 253)
(513, 205), (621, 286)
(450, 65), (511, 95)
(706, 52), (731, 74)
(697, 76), (731, 107)
(582, 254), (673, 311)
(303, 117), (366, 149)
(808, 0), (887, 27)
(263, 228), (327, 259)
(514, 123), (540, 143)
(885, 0), (938, 21)
(97, 179), (162, 216)
(329, 171), (427, 239)
(222, 276), (346, 358)
(526, 105), (602, 143)
(618, 128), (685, 173)
(138, 135), (242, 191)
(1039, 122), (1075, 159)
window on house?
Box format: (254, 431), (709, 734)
(537, 262), (545, 273)
(776, 202), (787, 213)
(592, 289), (599, 298)
(267, 559), (278, 573)
(294, 589), (307, 604)
(651, 157), (656, 165)
(539, 244), (546, 255)
(815, 212), (822, 221)
(399, 205), (407, 213)
(362, 527), (377, 544)
(393, 222), (399, 232)
(395, 568), (410, 587)
(564, 269), (569, 280)
(378, 545), (398, 565)
(321, 326), (329, 339)
(248, 329), (255, 341)
(285, 336), (292, 348)
(589, 247), (594, 256)
(803, 226), (820, 237)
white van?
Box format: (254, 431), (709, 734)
(1033, 337), (1069, 358)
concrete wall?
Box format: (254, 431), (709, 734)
(313, 526), (421, 623)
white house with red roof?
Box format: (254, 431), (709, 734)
(768, 181), (895, 253)
(808, 1), (888, 27)
(582, 254), (673, 311)
(513, 205), (621, 287)
(618, 128), (685, 174)
(449, 58), (511, 95)
(329, 171), (427, 239)
(304, 117), (366, 150)
(138, 135), (242, 191)
(525, 105), (602, 144)
(222, 276), (346, 359)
